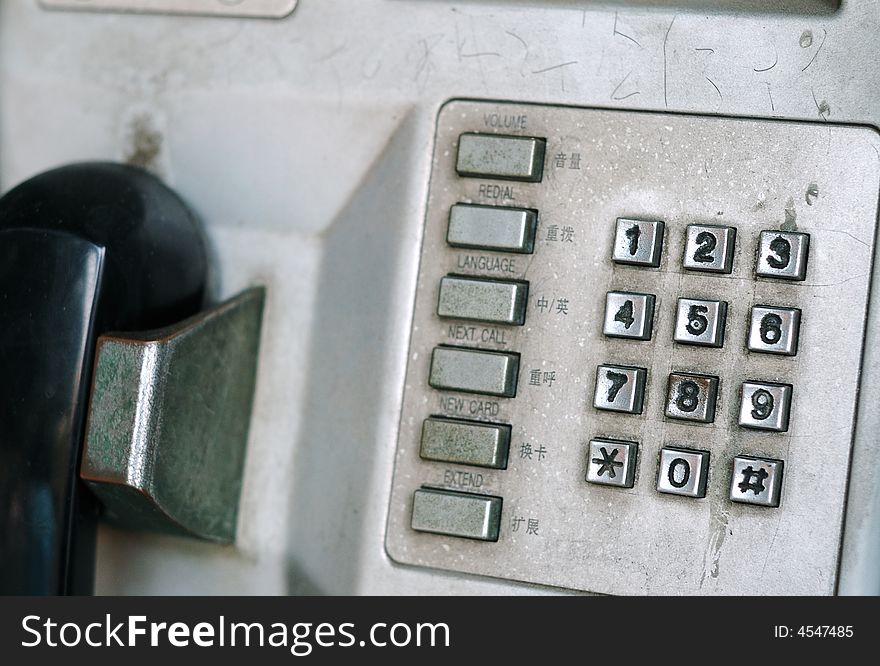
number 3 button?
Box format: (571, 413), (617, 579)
(738, 381), (792, 432)
(756, 230), (809, 281)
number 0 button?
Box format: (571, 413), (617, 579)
(682, 224), (736, 274)
(738, 381), (792, 432)
(748, 305), (801, 356)
(665, 372), (719, 423)
(612, 218), (664, 268)
(674, 298), (727, 347)
(593, 364), (647, 414)
(657, 447), (710, 499)
(756, 231), (809, 281)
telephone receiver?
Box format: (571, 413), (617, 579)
(0, 163), (208, 595)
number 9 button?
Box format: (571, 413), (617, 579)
(748, 305), (801, 356)
(739, 381), (792, 432)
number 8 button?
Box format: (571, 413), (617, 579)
(664, 372), (720, 423)
(739, 381), (793, 432)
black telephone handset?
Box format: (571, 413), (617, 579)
(0, 163), (207, 594)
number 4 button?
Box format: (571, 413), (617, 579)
(603, 291), (656, 340)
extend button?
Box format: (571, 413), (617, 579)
(429, 346), (520, 397)
(456, 133), (546, 182)
(411, 488), (502, 541)
(438, 275), (528, 326)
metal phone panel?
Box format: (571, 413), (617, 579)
(386, 99), (880, 595)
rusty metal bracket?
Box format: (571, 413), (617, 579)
(81, 287), (265, 543)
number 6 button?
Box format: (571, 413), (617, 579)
(756, 230), (809, 281)
(665, 372), (719, 423)
(748, 305), (801, 356)
(739, 381), (793, 432)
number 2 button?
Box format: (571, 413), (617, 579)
(756, 231), (809, 281)
(682, 224), (736, 274)
(593, 364), (647, 414)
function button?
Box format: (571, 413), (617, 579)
(747, 305), (801, 356)
(755, 230), (810, 281)
(420, 417), (511, 470)
(612, 218), (665, 267)
(447, 203), (538, 254)
(729, 456), (784, 507)
(738, 381), (792, 432)
(673, 297), (728, 347)
(586, 438), (638, 488)
(603, 291), (656, 341)
(437, 275), (529, 326)
(593, 364), (648, 414)
(411, 487), (502, 541)
(665, 372), (720, 423)
(456, 133), (546, 182)
(682, 224), (736, 273)
(656, 447), (710, 499)
(429, 346), (520, 398)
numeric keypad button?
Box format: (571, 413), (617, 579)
(603, 291), (656, 340)
(656, 447), (710, 498)
(755, 230), (810, 281)
(673, 297), (727, 347)
(586, 438), (638, 488)
(682, 224), (736, 273)
(730, 456), (784, 507)
(748, 305), (801, 356)
(664, 372), (719, 423)
(738, 381), (792, 432)
(612, 218), (664, 267)
(593, 364), (647, 414)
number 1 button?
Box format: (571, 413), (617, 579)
(593, 364), (647, 414)
(612, 218), (664, 268)
(682, 224), (736, 273)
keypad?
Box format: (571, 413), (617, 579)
(389, 100), (880, 596)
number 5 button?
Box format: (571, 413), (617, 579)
(674, 297), (727, 347)
(748, 305), (801, 356)
(739, 381), (793, 432)
(756, 230), (809, 281)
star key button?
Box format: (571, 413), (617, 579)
(586, 438), (637, 488)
